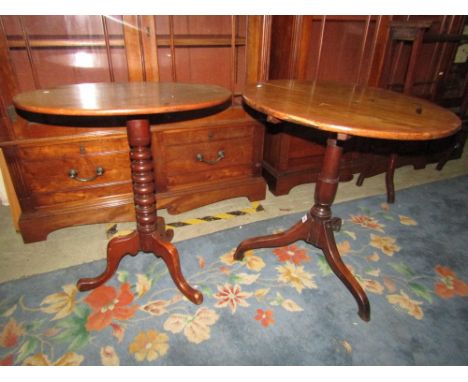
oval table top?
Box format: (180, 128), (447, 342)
(13, 82), (231, 117)
(243, 80), (461, 141)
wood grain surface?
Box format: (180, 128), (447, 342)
(13, 82), (231, 117)
(243, 80), (461, 141)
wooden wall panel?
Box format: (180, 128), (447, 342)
(154, 15), (249, 97)
(122, 15), (145, 81)
(269, 16), (388, 87)
(269, 16), (295, 80)
(314, 18), (374, 83)
(2, 15), (128, 92)
(139, 16), (160, 82)
(174, 46), (232, 88)
(245, 16), (271, 84)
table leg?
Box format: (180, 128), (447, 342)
(385, 153), (397, 204)
(233, 137), (370, 321)
(77, 119), (203, 305)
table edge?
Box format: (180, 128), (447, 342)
(242, 93), (462, 141)
(12, 82), (232, 118)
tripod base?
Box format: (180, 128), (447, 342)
(234, 136), (370, 321)
(77, 224), (203, 305)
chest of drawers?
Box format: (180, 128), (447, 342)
(3, 107), (266, 242)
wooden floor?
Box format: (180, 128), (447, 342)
(1, 149), (467, 284)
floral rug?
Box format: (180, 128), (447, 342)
(1, 175), (468, 366)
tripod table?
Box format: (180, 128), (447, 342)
(13, 82), (231, 305)
(234, 80), (461, 321)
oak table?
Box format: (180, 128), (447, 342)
(13, 82), (231, 305)
(234, 80), (461, 321)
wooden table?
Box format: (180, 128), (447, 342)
(13, 82), (231, 305)
(234, 80), (461, 321)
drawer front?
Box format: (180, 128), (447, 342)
(156, 123), (259, 189)
(21, 152), (131, 194)
(19, 139), (131, 195)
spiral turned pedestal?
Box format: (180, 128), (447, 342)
(77, 118), (203, 305)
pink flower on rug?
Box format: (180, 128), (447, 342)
(273, 245), (310, 265)
(434, 265), (468, 299)
(0, 318), (24, 348)
(255, 309), (275, 328)
(84, 283), (138, 331)
(213, 284), (252, 314)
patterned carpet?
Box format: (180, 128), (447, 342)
(1, 175), (468, 365)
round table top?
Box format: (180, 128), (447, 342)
(243, 80), (461, 141)
(13, 82), (231, 117)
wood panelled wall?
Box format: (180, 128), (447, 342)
(268, 15), (465, 100)
(269, 16), (391, 86)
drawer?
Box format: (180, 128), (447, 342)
(20, 140), (130, 193)
(165, 137), (255, 187)
(156, 123), (259, 189)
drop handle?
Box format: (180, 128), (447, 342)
(196, 150), (225, 165)
(68, 166), (105, 182)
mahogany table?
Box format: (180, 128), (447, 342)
(234, 80), (461, 321)
(13, 82), (231, 305)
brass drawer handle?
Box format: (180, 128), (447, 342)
(196, 150), (225, 165)
(68, 166), (105, 182)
